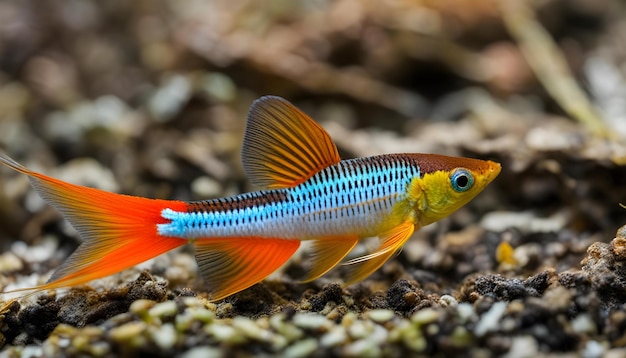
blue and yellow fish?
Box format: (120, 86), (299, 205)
(0, 96), (500, 302)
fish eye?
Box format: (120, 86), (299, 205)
(450, 168), (474, 192)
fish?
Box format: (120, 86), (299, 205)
(0, 96), (501, 303)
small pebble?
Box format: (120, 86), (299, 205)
(456, 303), (477, 323)
(347, 320), (372, 339)
(293, 313), (331, 331)
(283, 338), (318, 358)
(150, 323), (177, 350)
(205, 323), (245, 344)
(108, 322), (147, 344)
(504, 335), (538, 358)
(411, 308), (439, 325)
(270, 314), (303, 342)
(367, 309), (395, 323)
(148, 74), (191, 121)
(474, 301), (507, 337)
(438, 295), (458, 307)
(0, 252), (23, 272)
(180, 346), (223, 358)
(450, 326), (472, 347)
(149, 300), (178, 319)
(369, 324), (389, 345)
(343, 338), (381, 357)
(199, 72), (236, 102)
(320, 326), (347, 347)
(572, 314), (597, 334)
(191, 176), (223, 198)
(130, 299), (157, 316)
(232, 316), (273, 342)
(582, 340), (606, 358)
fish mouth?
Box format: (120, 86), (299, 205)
(482, 160), (502, 183)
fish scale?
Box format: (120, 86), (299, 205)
(158, 155), (421, 240)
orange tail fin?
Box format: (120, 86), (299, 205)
(0, 153), (188, 296)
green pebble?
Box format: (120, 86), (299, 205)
(403, 329), (427, 352)
(72, 334), (90, 351)
(450, 326), (472, 347)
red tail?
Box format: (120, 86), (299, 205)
(0, 153), (188, 293)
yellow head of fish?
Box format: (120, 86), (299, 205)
(405, 154), (501, 227)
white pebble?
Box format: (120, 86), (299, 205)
(293, 313), (331, 331)
(366, 309), (395, 323)
(191, 176), (222, 198)
(572, 314), (597, 335)
(151, 323), (177, 350)
(283, 338), (318, 358)
(343, 338), (381, 357)
(180, 346), (222, 358)
(320, 326), (347, 347)
(0, 252), (23, 272)
(232, 316), (272, 342)
(205, 323), (242, 344)
(582, 340), (606, 358)
(474, 301), (507, 337)
(504, 335), (538, 358)
(369, 324), (389, 345)
(149, 300), (178, 318)
(348, 320), (372, 339)
(411, 308), (439, 325)
(456, 303), (476, 323)
(439, 295), (458, 307)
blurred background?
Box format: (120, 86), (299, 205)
(0, 0), (625, 276)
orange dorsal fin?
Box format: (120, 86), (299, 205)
(241, 96), (341, 189)
(0, 153), (188, 295)
(342, 221), (416, 285)
(194, 237), (300, 301)
(298, 235), (359, 283)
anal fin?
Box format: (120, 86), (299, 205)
(342, 221), (416, 286)
(194, 237), (300, 301)
(298, 235), (359, 283)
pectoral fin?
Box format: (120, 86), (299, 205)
(298, 235), (359, 283)
(342, 221), (416, 286)
(194, 237), (300, 301)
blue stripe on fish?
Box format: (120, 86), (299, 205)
(157, 155), (421, 239)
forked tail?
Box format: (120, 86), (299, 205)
(0, 153), (188, 302)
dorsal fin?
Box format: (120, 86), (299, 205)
(241, 96), (341, 189)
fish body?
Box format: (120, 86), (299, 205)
(0, 96), (500, 301)
(159, 154), (420, 240)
